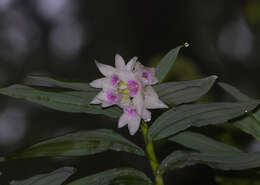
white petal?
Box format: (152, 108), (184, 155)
(118, 113), (129, 128)
(89, 78), (106, 88)
(101, 101), (113, 107)
(90, 97), (101, 104)
(128, 115), (141, 135)
(90, 91), (111, 107)
(95, 60), (116, 77)
(126, 57), (138, 71)
(119, 99), (131, 108)
(134, 62), (142, 71)
(117, 70), (136, 83)
(144, 86), (168, 109)
(151, 77), (159, 85)
(115, 54), (126, 70)
(96, 91), (107, 101)
(142, 109), (151, 122)
(133, 92), (144, 116)
(148, 68), (159, 85)
(135, 64), (159, 85)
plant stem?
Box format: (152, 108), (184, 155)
(141, 121), (165, 185)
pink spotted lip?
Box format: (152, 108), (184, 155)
(124, 107), (137, 116)
(127, 80), (140, 96)
(106, 90), (120, 103)
(110, 74), (119, 86)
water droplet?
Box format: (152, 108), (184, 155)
(245, 110), (248, 113)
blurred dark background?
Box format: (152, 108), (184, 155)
(0, 0), (259, 184)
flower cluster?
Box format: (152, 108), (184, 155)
(90, 55), (168, 135)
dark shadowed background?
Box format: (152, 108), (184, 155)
(0, 0), (259, 185)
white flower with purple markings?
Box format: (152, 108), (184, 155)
(90, 54), (168, 135)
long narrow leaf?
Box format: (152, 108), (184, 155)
(2, 129), (144, 161)
(169, 131), (242, 153)
(234, 116), (260, 141)
(154, 75), (217, 105)
(218, 82), (251, 101)
(67, 168), (152, 185)
(159, 150), (260, 173)
(156, 45), (184, 82)
(10, 167), (74, 185)
(0, 85), (121, 118)
(28, 76), (98, 92)
(219, 82), (260, 140)
(148, 101), (259, 140)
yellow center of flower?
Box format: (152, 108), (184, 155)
(118, 81), (130, 101)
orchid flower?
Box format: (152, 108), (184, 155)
(90, 54), (168, 135)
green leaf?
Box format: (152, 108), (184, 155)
(3, 129), (144, 161)
(158, 150), (260, 173)
(234, 115), (260, 140)
(169, 131), (242, 153)
(28, 76), (98, 92)
(10, 167), (74, 185)
(156, 45), (184, 82)
(67, 168), (152, 185)
(154, 75), (217, 105)
(0, 84), (121, 118)
(148, 101), (259, 140)
(218, 82), (251, 101)
(219, 82), (260, 140)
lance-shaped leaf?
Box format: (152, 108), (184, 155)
(156, 45), (184, 82)
(67, 168), (152, 185)
(154, 76), (217, 105)
(2, 129), (144, 161)
(218, 82), (251, 101)
(0, 85), (121, 118)
(148, 101), (259, 140)
(158, 150), (260, 173)
(169, 131), (242, 153)
(219, 82), (260, 140)
(10, 167), (74, 185)
(28, 76), (99, 92)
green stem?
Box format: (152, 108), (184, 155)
(141, 121), (164, 185)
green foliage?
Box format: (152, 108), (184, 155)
(0, 84), (122, 118)
(218, 82), (251, 101)
(154, 75), (217, 105)
(2, 129), (144, 161)
(67, 168), (152, 185)
(219, 82), (260, 140)
(10, 167), (74, 185)
(28, 76), (99, 92)
(160, 56), (202, 82)
(169, 131), (242, 153)
(155, 45), (184, 82)
(160, 131), (260, 175)
(148, 101), (259, 140)
(1, 47), (260, 185)
(158, 150), (260, 173)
